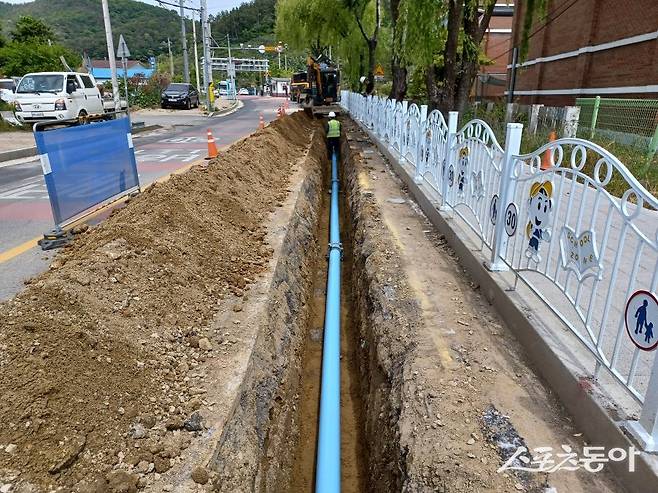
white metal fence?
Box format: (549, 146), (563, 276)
(341, 90), (658, 451)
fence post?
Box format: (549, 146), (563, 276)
(486, 123), (523, 272)
(590, 95), (601, 139)
(529, 104), (542, 135)
(420, 104), (428, 122)
(414, 116), (424, 184)
(505, 103), (517, 124)
(562, 106), (580, 138)
(624, 356), (658, 451)
(439, 111), (459, 211)
(402, 100), (409, 113)
(647, 124), (658, 160)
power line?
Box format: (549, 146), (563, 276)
(155, 0), (200, 12)
(490, 0), (580, 64)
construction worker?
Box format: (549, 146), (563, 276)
(326, 111), (341, 159)
(208, 82), (215, 107)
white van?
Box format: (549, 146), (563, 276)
(14, 72), (105, 124)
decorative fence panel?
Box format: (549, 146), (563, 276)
(445, 119), (504, 250)
(341, 91), (658, 451)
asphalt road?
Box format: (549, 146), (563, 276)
(0, 96), (289, 301)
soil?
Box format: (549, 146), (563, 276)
(0, 112), (316, 490)
(288, 167), (366, 493)
(342, 119), (624, 493)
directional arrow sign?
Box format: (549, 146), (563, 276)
(258, 44), (266, 54)
(117, 34), (131, 59)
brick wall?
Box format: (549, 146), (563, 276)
(509, 0), (658, 105)
(479, 2), (513, 99)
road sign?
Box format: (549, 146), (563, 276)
(117, 34), (131, 59)
(258, 45), (265, 54)
(276, 44), (284, 53)
(504, 203), (518, 237)
(374, 64), (385, 76)
(227, 62), (236, 78)
(625, 290), (658, 351)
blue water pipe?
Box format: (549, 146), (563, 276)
(315, 150), (342, 493)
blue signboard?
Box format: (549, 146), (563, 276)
(34, 117), (140, 227)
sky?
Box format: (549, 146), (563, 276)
(1, 0), (246, 15)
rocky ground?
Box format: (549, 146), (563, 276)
(0, 112), (316, 492)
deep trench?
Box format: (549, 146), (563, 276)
(288, 143), (368, 492)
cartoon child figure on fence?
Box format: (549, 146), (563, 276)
(634, 299), (655, 344)
(525, 181), (554, 263)
(457, 146), (469, 195)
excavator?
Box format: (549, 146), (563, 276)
(302, 53), (341, 117)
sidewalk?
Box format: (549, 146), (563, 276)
(0, 131), (34, 153)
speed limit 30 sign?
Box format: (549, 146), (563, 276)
(504, 203), (518, 237)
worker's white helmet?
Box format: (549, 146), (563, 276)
(328, 111), (336, 118)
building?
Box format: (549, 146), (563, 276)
(508, 0), (658, 105)
(89, 60), (155, 83)
(269, 77), (290, 98)
(477, 1), (515, 100)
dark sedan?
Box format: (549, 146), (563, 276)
(161, 83), (199, 109)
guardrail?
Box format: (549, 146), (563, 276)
(341, 90), (658, 451)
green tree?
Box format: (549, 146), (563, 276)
(10, 15), (55, 44)
(277, 0), (385, 92)
(0, 42), (78, 76)
(400, 0), (495, 112)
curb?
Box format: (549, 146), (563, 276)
(0, 146), (36, 163)
(353, 118), (658, 493)
(0, 123), (162, 165)
(209, 100), (243, 118)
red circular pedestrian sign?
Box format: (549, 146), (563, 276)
(625, 290), (658, 351)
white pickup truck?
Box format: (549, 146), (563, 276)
(13, 72), (107, 124)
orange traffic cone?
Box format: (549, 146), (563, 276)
(277, 106), (282, 118)
(259, 113), (265, 129)
(541, 130), (557, 170)
(205, 129), (218, 160)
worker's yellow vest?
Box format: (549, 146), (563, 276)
(327, 119), (341, 138)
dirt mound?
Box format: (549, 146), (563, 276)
(0, 112), (317, 489)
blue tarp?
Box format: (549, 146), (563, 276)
(34, 117), (140, 227)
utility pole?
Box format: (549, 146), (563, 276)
(101, 0), (120, 111)
(168, 37), (174, 77)
(192, 9), (201, 91)
(201, 0), (212, 110)
(227, 34), (236, 100)
(179, 0), (190, 83)
(507, 46), (518, 105)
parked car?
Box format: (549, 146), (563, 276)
(161, 83), (199, 109)
(238, 88), (250, 96)
(13, 72), (104, 123)
(0, 79), (16, 104)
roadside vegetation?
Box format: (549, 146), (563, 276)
(461, 104), (658, 199)
(0, 16), (77, 76)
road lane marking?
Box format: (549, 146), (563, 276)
(0, 238), (40, 264)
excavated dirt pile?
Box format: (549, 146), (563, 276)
(0, 112), (317, 490)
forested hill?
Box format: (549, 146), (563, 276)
(210, 0), (276, 43)
(0, 0), (185, 59)
(0, 0), (278, 60)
